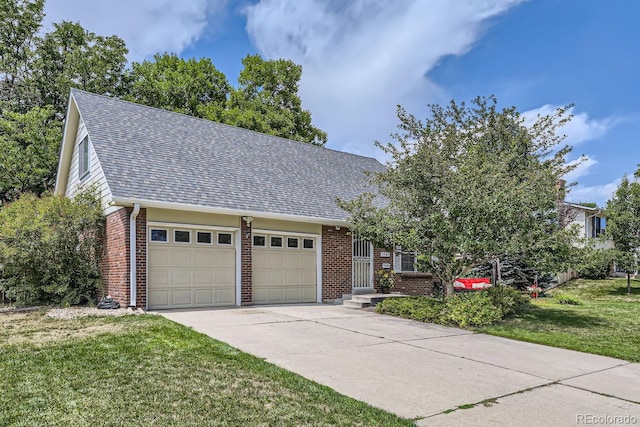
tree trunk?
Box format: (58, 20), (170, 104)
(446, 281), (455, 296)
(628, 272), (631, 296)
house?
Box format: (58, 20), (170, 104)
(54, 90), (433, 309)
(562, 202), (611, 248)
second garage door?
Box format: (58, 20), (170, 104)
(252, 233), (317, 304)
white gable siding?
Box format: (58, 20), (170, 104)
(64, 119), (116, 214)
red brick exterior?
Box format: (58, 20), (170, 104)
(241, 219), (252, 305)
(371, 246), (435, 296)
(99, 207), (147, 308)
(100, 208), (129, 305)
(321, 226), (352, 301)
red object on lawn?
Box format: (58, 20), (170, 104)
(454, 278), (492, 290)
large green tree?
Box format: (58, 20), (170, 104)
(340, 96), (578, 295)
(0, 105), (60, 204)
(0, 0), (44, 111)
(34, 21), (129, 117)
(127, 53), (230, 119)
(605, 168), (640, 295)
(223, 55), (327, 145)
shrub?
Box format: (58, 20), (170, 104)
(377, 286), (531, 329)
(484, 285), (531, 317)
(552, 293), (582, 305)
(442, 292), (503, 328)
(0, 189), (105, 306)
(576, 247), (615, 280)
(376, 297), (444, 323)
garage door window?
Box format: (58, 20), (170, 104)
(196, 231), (212, 244)
(174, 230), (191, 243)
(287, 237), (299, 249)
(253, 235), (266, 247)
(270, 236), (283, 248)
(303, 238), (314, 249)
(217, 232), (232, 245)
(150, 228), (168, 243)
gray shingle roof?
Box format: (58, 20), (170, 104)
(71, 89), (385, 222)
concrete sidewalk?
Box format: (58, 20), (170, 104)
(158, 305), (640, 426)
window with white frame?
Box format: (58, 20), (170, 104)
(196, 231), (212, 244)
(174, 230), (191, 243)
(394, 249), (418, 272)
(78, 136), (90, 179)
(150, 228), (168, 242)
(217, 232), (232, 245)
(287, 237), (299, 249)
(253, 235), (266, 247)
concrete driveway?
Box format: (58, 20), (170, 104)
(158, 304), (640, 426)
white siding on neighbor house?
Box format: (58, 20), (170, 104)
(64, 119), (115, 214)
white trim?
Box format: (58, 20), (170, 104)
(252, 234), (267, 247)
(235, 229), (242, 307)
(147, 221), (239, 233)
(269, 235), (284, 248)
(112, 197), (349, 227)
(195, 230), (213, 245)
(369, 241), (374, 287)
(252, 228), (319, 238)
(217, 232), (233, 246)
(302, 238), (315, 250)
(316, 235), (322, 303)
(149, 227), (169, 243)
(286, 237), (300, 249)
(173, 229), (192, 244)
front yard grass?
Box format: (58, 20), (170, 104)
(480, 278), (640, 362)
(0, 312), (412, 426)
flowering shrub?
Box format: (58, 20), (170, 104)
(376, 269), (396, 288)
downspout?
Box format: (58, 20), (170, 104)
(130, 203), (141, 307)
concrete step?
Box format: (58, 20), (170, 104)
(342, 299), (371, 309)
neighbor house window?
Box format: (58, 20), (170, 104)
(174, 230), (191, 243)
(287, 237), (299, 249)
(150, 229), (168, 242)
(303, 238), (314, 249)
(217, 232), (232, 245)
(196, 231), (212, 244)
(78, 136), (90, 179)
(253, 235), (266, 247)
(270, 236), (283, 248)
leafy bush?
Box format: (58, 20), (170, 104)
(576, 247), (615, 280)
(0, 190), (105, 306)
(442, 292), (503, 328)
(552, 293), (582, 305)
(376, 297), (444, 323)
(376, 286), (531, 329)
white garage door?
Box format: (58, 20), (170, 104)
(253, 233), (317, 304)
(148, 226), (236, 309)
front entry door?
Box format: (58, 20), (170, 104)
(352, 238), (373, 290)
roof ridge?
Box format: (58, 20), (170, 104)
(70, 88), (381, 163)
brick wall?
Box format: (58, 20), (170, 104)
(99, 208), (129, 305)
(99, 207), (147, 308)
(134, 208), (147, 307)
(241, 219), (252, 305)
(371, 246), (434, 296)
(321, 226), (352, 301)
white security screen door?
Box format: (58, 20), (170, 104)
(352, 237), (373, 289)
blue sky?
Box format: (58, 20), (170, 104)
(44, 0), (640, 206)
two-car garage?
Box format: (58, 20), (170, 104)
(147, 222), (318, 310)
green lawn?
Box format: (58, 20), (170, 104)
(0, 313), (412, 427)
(480, 278), (640, 362)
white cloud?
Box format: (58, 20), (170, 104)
(43, 0), (227, 60)
(522, 104), (614, 146)
(564, 156), (598, 183)
(244, 0), (524, 154)
(566, 178), (620, 207)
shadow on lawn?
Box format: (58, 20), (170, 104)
(605, 284), (640, 297)
(517, 306), (606, 329)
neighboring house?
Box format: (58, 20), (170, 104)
(562, 202), (612, 248)
(54, 90), (433, 310)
